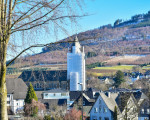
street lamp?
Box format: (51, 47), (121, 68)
(78, 83), (83, 120)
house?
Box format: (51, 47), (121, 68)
(90, 91), (144, 120)
(130, 72), (145, 82)
(98, 76), (114, 85)
(145, 70), (150, 78)
(138, 99), (150, 120)
(36, 88), (70, 111)
(90, 92), (120, 120)
(133, 91), (149, 120)
(70, 93), (95, 118)
(116, 92), (139, 120)
(6, 78), (28, 114)
(19, 70), (68, 90)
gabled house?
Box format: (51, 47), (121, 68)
(6, 78), (28, 114)
(37, 88), (70, 111)
(138, 99), (150, 120)
(98, 76), (114, 85)
(90, 92), (120, 120)
(145, 70), (150, 78)
(70, 93), (95, 118)
(115, 92), (139, 120)
(133, 91), (149, 120)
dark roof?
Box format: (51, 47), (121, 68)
(39, 99), (67, 107)
(19, 70), (67, 82)
(105, 88), (132, 93)
(133, 91), (148, 102)
(115, 92), (137, 112)
(6, 78), (28, 99)
(145, 70), (150, 75)
(70, 91), (94, 101)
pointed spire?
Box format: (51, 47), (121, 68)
(74, 36), (78, 42)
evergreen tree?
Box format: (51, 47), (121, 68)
(25, 83), (38, 104)
(113, 106), (117, 120)
(114, 70), (125, 88)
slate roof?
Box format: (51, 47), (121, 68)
(70, 91), (94, 101)
(89, 92), (118, 113)
(115, 92), (138, 112)
(6, 78), (28, 99)
(105, 88), (134, 93)
(100, 92), (118, 112)
(133, 91), (148, 102)
(19, 70), (67, 82)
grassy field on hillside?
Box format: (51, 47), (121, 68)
(93, 65), (135, 71)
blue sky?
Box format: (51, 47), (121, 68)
(78, 0), (150, 32)
(7, 0), (150, 60)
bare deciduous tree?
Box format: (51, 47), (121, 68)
(0, 0), (86, 119)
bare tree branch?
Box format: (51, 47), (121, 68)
(12, 0), (64, 31)
(11, 15), (86, 33)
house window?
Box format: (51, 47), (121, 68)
(94, 108), (98, 113)
(133, 108), (136, 112)
(147, 109), (150, 114)
(104, 117), (109, 120)
(61, 93), (66, 96)
(99, 99), (101, 104)
(17, 103), (19, 106)
(99, 107), (101, 112)
(128, 118), (130, 120)
(83, 101), (85, 105)
(141, 109), (144, 114)
(104, 108), (107, 113)
(7, 95), (10, 98)
(7, 101), (10, 104)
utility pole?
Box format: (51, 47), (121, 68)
(78, 83), (83, 120)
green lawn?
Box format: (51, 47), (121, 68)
(93, 65), (135, 71)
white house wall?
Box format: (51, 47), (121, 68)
(90, 95), (113, 120)
(11, 99), (25, 114)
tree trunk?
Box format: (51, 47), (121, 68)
(0, 41), (8, 120)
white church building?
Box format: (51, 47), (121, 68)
(67, 36), (86, 91)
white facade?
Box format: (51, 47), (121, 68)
(7, 94), (25, 114)
(90, 94), (113, 120)
(11, 99), (25, 113)
(67, 36), (86, 91)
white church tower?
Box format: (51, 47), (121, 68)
(67, 36), (86, 91)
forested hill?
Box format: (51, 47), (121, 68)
(42, 10), (150, 53)
(10, 10), (150, 67)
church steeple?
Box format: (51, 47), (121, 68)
(71, 36), (81, 53)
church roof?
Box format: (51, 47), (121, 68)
(19, 70), (67, 82)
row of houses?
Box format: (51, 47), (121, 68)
(6, 78), (150, 120)
(98, 71), (150, 85)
